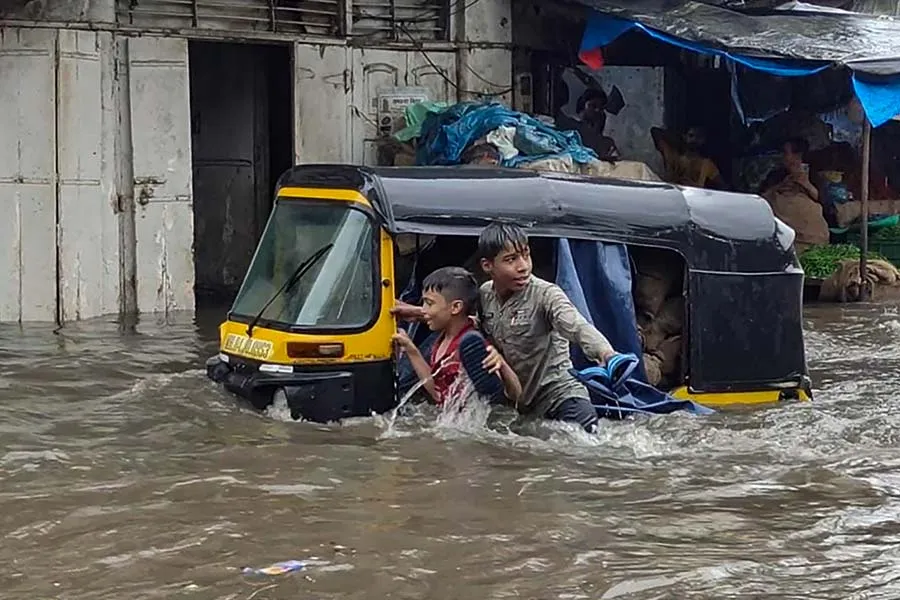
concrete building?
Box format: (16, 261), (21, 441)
(0, 0), (513, 323)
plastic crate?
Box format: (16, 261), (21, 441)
(846, 232), (900, 267)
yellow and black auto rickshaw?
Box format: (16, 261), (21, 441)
(206, 164), (812, 422)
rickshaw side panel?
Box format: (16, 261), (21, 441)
(687, 270), (806, 393)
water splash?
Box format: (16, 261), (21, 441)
(433, 379), (493, 435)
(265, 389), (293, 422)
(377, 362), (450, 438)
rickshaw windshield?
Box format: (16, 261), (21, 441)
(230, 199), (377, 330)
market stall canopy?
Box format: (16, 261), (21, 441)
(576, 0), (900, 126)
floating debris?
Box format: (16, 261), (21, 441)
(241, 560), (304, 576)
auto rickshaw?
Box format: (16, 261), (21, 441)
(206, 164), (812, 422)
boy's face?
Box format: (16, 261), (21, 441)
(422, 289), (463, 332)
(480, 243), (533, 294)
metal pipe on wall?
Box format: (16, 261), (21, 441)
(859, 117), (872, 301)
(114, 36), (138, 319)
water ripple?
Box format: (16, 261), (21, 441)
(0, 305), (898, 598)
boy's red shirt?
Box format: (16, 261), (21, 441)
(429, 322), (475, 406)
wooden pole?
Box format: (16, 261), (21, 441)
(859, 118), (872, 301)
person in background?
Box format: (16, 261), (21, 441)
(759, 137), (829, 254)
(651, 125), (728, 190)
(392, 266), (521, 407)
(758, 137), (819, 201)
(558, 88), (621, 162)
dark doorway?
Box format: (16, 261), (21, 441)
(189, 41), (293, 312)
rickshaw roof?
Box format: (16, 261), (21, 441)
(276, 164), (794, 272)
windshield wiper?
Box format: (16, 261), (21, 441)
(245, 243), (334, 337)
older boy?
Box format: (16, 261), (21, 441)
(477, 222), (617, 433)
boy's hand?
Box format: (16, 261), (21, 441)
(482, 344), (504, 375)
(599, 349), (617, 365)
(392, 330), (416, 353)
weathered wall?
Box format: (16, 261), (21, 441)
(0, 28), (57, 321)
(57, 30), (120, 322)
(0, 28), (120, 322)
(0, 0), (513, 322)
(293, 0), (514, 165)
(128, 37), (194, 315)
(459, 0), (513, 104)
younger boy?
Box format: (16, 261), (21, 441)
(477, 223), (618, 433)
(392, 266), (521, 407)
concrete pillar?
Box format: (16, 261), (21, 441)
(458, 0), (513, 104)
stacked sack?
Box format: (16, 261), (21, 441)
(630, 247), (684, 388)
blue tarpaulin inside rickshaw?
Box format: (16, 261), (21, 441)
(577, 3), (900, 127)
(555, 239), (645, 379)
(556, 239), (711, 418)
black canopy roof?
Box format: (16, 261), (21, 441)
(577, 0), (900, 77)
(276, 165), (796, 273)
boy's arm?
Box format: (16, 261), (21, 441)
(498, 360), (522, 404)
(391, 299), (425, 322)
(543, 285), (616, 363)
(405, 346), (437, 401)
(482, 344), (522, 405)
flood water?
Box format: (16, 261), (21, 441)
(2, 304), (900, 599)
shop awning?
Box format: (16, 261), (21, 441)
(577, 0), (900, 126)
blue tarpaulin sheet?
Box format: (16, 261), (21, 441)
(416, 102), (599, 166)
(556, 239), (711, 418)
(579, 8), (900, 127)
(580, 11), (825, 78)
(555, 239), (645, 378)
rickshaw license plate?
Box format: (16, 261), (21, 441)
(223, 334), (274, 360)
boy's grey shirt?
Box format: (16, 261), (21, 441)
(479, 276), (614, 416)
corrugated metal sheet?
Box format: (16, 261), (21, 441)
(116, 0), (451, 40)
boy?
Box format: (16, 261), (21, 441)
(392, 266), (521, 407)
(477, 222), (617, 433)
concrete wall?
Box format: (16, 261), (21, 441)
(0, 0), (513, 323)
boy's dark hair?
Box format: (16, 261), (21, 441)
(422, 266), (479, 316)
(784, 137), (809, 157)
(478, 222), (529, 261)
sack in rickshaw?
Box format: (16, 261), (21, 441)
(632, 249), (682, 318)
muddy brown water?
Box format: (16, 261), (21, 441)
(1, 305), (900, 599)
